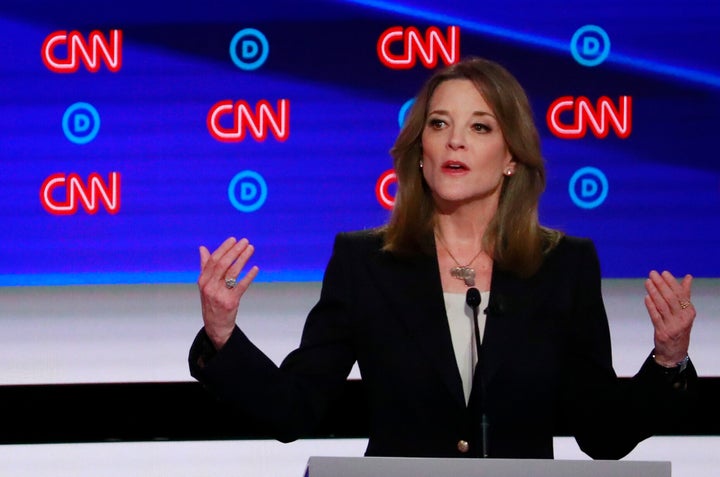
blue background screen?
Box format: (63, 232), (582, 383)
(2, 0), (718, 285)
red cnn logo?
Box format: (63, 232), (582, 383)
(377, 26), (460, 69)
(42, 29), (122, 73)
(375, 170), (397, 210)
(207, 99), (290, 142)
(40, 172), (121, 215)
(547, 96), (632, 139)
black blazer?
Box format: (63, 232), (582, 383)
(190, 229), (695, 459)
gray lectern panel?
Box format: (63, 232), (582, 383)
(305, 456), (670, 477)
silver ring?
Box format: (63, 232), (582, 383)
(224, 277), (237, 289)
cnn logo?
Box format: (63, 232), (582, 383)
(375, 170), (397, 210)
(546, 96), (632, 139)
(207, 99), (290, 142)
(42, 30), (122, 73)
(40, 172), (121, 215)
(377, 26), (460, 69)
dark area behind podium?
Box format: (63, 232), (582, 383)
(0, 379), (717, 445)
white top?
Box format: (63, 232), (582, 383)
(443, 290), (490, 404)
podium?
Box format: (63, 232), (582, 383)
(305, 456), (671, 477)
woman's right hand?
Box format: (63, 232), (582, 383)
(198, 237), (259, 350)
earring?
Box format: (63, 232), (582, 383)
(504, 168), (513, 176)
(419, 160), (424, 168)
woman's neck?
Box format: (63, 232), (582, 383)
(434, 205), (493, 246)
(432, 193), (498, 243)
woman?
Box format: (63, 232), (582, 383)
(190, 57), (697, 459)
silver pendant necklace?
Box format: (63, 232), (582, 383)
(436, 232), (484, 287)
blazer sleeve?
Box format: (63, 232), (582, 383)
(563, 239), (698, 459)
(188, 233), (358, 442)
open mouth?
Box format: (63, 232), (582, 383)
(442, 161), (469, 171)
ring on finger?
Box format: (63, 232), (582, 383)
(224, 277), (238, 289)
(679, 300), (691, 310)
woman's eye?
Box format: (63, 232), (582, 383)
(428, 118), (446, 129)
(473, 123), (491, 133)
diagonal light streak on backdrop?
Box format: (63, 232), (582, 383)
(343, 0), (720, 89)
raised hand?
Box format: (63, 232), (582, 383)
(644, 270), (696, 367)
(197, 237), (259, 350)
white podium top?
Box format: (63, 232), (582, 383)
(305, 456), (671, 477)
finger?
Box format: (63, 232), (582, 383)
(225, 242), (256, 284)
(209, 236), (239, 264)
(199, 245), (210, 269)
(678, 274), (696, 315)
(644, 277), (672, 334)
(218, 238), (252, 277)
(644, 294), (665, 332)
(199, 237), (240, 289)
(206, 238), (249, 282)
(678, 274), (697, 320)
(660, 270), (687, 300)
(200, 237), (237, 279)
(681, 274), (693, 298)
(660, 271), (697, 318)
(197, 245), (212, 288)
(648, 270), (676, 308)
(236, 265), (260, 294)
(644, 273), (670, 318)
(646, 274), (684, 332)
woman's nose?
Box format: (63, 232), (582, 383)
(447, 129), (466, 150)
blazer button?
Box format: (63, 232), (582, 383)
(457, 440), (469, 453)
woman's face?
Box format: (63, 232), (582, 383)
(421, 78), (515, 210)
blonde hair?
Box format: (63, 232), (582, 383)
(383, 57), (561, 277)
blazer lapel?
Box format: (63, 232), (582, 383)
(367, 248), (466, 407)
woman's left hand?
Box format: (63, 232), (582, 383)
(644, 270), (696, 367)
